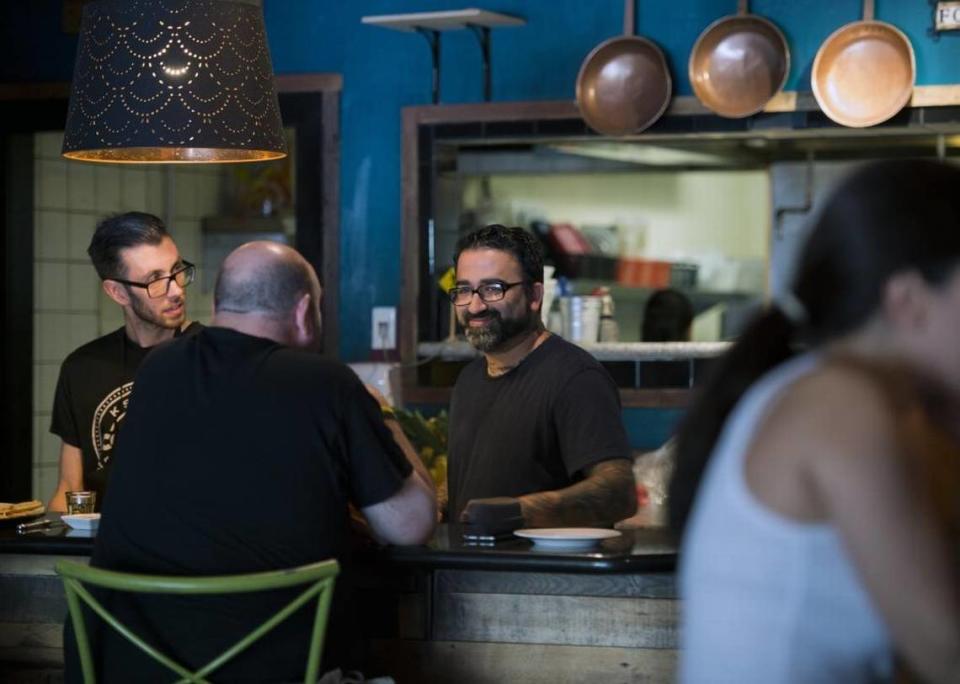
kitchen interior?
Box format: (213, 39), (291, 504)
(4, 0), (960, 681)
(404, 116), (960, 414)
(426, 131), (960, 342)
(438, 145), (770, 342)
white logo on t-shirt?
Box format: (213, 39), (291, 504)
(91, 382), (134, 470)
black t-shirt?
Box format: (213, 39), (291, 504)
(447, 334), (631, 520)
(50, 323), (203, 508)
(88, 327), (412, 681)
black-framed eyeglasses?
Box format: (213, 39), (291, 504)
(448, 280), (526, 306)
(111, 261), (196, 299)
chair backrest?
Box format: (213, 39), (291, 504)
(56, 558), (340, 684)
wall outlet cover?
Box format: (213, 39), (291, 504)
(371, 306), (397, 350)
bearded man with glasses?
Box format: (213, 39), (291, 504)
(46, 212), (202, 512)
(447, 224), (636, 532)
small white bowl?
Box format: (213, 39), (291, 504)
(61, 513), (100, 530)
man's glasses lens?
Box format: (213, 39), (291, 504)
(448, 282), (510, 305)
(145, 263), (195, 298)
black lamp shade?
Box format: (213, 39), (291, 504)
(62, 0), (286, 163)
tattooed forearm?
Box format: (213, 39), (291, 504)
(518, 459), (637, 528)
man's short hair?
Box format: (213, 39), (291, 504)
(88, 212), (169, 280)
(453, 224), (544, 284)
(214, 249), (316, 317)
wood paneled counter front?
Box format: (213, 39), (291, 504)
(0, 519), (680, 682)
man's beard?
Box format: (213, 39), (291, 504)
(128, 291), (185, 330)
(461, 307), (538, 353)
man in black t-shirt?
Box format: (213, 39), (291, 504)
(84, 241), (436, 681)
(48, 212), (200, 511)
(447, 224), (636, 527)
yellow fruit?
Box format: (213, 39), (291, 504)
(430, 455), (448, 488)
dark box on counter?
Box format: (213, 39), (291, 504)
(553, 254), (618, 280)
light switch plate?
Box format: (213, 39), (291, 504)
(371, 306), (397, 350)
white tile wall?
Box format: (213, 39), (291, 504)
(174, 168), (199, 218)
(121, 169), (148, 211)
(195, 173), (221, 217)
(33, 363), (60, 415)
(35, 210), (69, 260)
(67, 163), (96, 212)
(95, 165), (121, 212)
(32, 414), (43, 466)
(68, 263), (99, 311)
(35, 131), (64, 159)
(172, 168), (221, 327)
(34, 464), (61, 504)
(172, 218), (202, 266)
(37, 159), (67, 210)
(31, 131), (226, 500)
(67, 213), (96, 260)
(145, 168), (166, 215)
(38, 428), (62, 468)
(34, 312), (99, 362)
(35, 261), (70, 310)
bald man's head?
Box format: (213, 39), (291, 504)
(214, 241), (321, 320)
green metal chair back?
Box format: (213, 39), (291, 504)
(56, 558), (340, 684)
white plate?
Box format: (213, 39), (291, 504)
(61, 513), (100, 530)
(514, 527), (621, 550)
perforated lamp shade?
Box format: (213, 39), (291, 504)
(62, 0), (286, 163)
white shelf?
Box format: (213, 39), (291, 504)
(417, 340), (730, 362)
(361, 9), (525, 32)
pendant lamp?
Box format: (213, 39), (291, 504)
(62, 0), (286, 163)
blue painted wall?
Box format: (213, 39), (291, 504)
(4, 1), (960, 360)
(261, 0), (960, 360)
(6, 1), (957, 450)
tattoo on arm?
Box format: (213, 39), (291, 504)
(518, 459), (637, 528)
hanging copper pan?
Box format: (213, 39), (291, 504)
(576, 0), (672, 136)
(689, 0), (789, 118)
(812, 0), (914, 128)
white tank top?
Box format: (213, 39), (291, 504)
(678, 353), (893, 684)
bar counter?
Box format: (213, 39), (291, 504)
(1, 517), (680, 682)
(370, 522), (676, 572)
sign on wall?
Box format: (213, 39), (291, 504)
(936, 1), (960, 30)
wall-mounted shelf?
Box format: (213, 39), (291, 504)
(362, 9), (525, 104)
(361, 9), (524, 32)
(406, 341), (728, 409)
(417, 339), (730, 362)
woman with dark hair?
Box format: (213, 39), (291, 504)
(670, 159), (960, 683)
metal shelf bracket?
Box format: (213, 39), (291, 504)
(362, 9), (524, 104)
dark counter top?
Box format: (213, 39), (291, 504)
(366, 523), (677, 574)
(0, 512), (94, 556)
(1, 516), (678, 574)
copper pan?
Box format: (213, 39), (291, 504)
(576, 0), (672, 136)
(812, 0), (914, 128)
(689, 0), (789, 118)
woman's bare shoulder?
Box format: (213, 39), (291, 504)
(745, 361), (906, 519)
(751, 361), (905, 475)
(777, 362), (900, 438)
